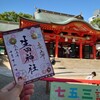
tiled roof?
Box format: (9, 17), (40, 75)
(34, 9), (84, 23)
(33, 9), (100, 31)
(0, 20), (19, 32)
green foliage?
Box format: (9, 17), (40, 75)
(0, 38), (4, 46)
(91, 17), (100, 29)
(0, 11), (33, 22)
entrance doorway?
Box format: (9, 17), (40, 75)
(83, 45), (92, 59)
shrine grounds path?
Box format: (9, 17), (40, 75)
(0, 55), (100, 100)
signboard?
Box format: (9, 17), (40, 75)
(3, 26), (55, 83)
(50, 82), (100, 100)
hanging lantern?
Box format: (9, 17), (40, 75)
(96, 43), (100, 50)
(65, 37), (68, 41)
(60, 33), (64, 37)
(85, 35), (91, 40)
(72, 38), (76, 42)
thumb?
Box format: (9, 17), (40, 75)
(10, 80), (24, 96)
(0, 80), (24, 100)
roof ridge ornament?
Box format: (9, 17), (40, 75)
(74, 12), (84, 20)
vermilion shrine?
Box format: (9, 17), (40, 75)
(20, 9), (100, 59)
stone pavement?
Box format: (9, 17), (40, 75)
(0, 64), (100, 79)
(0, 65), (100, 100)
(0, 55), (100, 79)
(0, 55), (100, 100)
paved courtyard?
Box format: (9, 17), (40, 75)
(0, 55), (100, 100)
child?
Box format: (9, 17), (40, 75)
(86, 71), (96, 80)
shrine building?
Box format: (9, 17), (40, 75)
(20, 9), (100, 59)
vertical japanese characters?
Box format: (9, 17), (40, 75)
(3, 26), (54, 83)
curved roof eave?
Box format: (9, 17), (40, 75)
(20, 17), (100, 32)
(51, 18), (100, 31)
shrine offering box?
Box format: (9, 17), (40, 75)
(3, 25), (55, 83)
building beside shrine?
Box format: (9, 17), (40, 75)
(0, 20), (19, 54)
(0, 8), (100, 59)
(89, 9), (100, 23)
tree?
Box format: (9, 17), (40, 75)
(0, 11), (33, 54)
(0, 11), (33, 22)
(91, 17), (100, 29)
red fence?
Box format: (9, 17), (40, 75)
(41, 77), (100, 93)
(42, 77), (100, 84)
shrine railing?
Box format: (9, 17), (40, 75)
(41, 77), (100, 94)
(42, 77), (100, 84)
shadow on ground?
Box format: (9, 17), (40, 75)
(56, 71), (74, 74)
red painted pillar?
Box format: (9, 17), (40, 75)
(93, 44), (96, 59)
(79, 39), (83, 59)
(55, 36), (59, 58)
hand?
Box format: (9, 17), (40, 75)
(20, 83), (34, 100)
(0, 80), (34, 100)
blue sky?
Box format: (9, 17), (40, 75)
(0, 0), (100, 21)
